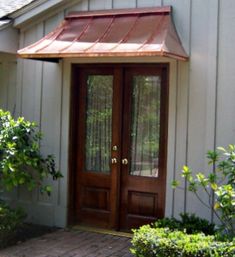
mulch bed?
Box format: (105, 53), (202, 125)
(0, 223), (58, 249)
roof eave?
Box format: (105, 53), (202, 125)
(9, 0), (47, 19)
(0, 19), (12, 31)
(11, 0), (82, 28)
(17, 51), (188, 61)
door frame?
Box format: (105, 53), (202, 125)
(68, 63), (169, 229)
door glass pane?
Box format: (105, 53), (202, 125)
(130, 76), (161, 177)
(85, 75), (113, 173)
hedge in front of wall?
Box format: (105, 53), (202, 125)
(131, 225), (235, 257)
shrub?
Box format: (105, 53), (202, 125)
(154, 213), (215, 235)
(0, 109), (62, 195)
(0, 200), (26, 248)
(172, 145), (235, 239)
(154, 216), (181, 230)
(131, 225), (235, 257)
(0, 109), (62, 247)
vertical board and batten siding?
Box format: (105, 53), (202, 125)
(112, 0), (136, 9)
(0, 55), (17, 114)
(17, 26), (43, 210)
(10, 0), (235, 227)
(213, 1), (235, 219)
(16, 13), (65, 225)
(217, 1), (235, 147)
(39, 14), (65, 225)
(89, 0), (112, 10)
(186, 0), (212, 219)
(0, 54), (18, 203)
(37, 14), (63, 224)
(17, 24), (44, 221)
(163, 0), (191, 218)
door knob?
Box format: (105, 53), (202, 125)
(112, 145), (118, 151)
(122, 158), (128, 165)
(111, 158), (117, 164)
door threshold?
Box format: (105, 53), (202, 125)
(72, 225), (132, 238)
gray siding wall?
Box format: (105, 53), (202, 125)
(0, 54), (17, 114)
(1, 0), (235, 227)
(0, 54), (18, 209)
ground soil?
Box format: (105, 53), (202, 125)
(0, 223), (58, 249)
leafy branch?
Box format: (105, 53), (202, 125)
(0, 109), (62, 195)
(172, 145), (235, 240)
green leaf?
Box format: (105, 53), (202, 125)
(45, 186), (52, 193)
(217, 146), (226, 152)
(12, 178), (18, 186)
(188, 181), (197, 192)
(181, 166), (191, 178)
(171, 180), (180, 189)
(211, 183), (218, 190)
(207, 150), (219, 163)
(196, 173), (209, 187)
(19, 177), (25, 185)
(208, 173), (217, 183)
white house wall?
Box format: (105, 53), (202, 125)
(4, 0), (234, 227)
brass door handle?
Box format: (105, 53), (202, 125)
(122, 158), (128, 165)
(111, 158), (117, 164)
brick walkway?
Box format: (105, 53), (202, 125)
(0, 229), (134, 257)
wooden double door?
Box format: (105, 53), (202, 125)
(71, 64), (169, 231)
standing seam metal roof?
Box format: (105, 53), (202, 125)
(18, 6), (188, 61)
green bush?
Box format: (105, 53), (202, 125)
(131, 225), (235, 257)
(154, 213), (215, 235)
(0, 109), (62, 247)
(0, 201), (26, 248)
(0, 109), (62, 195)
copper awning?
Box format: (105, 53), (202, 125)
(18, 6), (188, 62)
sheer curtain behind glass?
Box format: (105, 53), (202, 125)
(85, 75), (113, 173)
(130, 76), (161, 177)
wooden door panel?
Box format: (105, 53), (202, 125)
(76, 205), (110, 227)
(82, 186), (110, 211)
(76, 177), (112, 227)
(124, 190), (160, 229)
(79, 173), (110, 212)
(127, 191), (158, 216)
